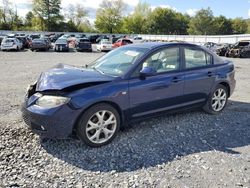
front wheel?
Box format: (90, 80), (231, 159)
(76, 103), (120, 147)
(203, 84), (228, 114)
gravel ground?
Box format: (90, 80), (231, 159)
(0, 49), (250, 188)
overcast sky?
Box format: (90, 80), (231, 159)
(1, 0), (250, 22)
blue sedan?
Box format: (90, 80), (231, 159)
(22, 42), (236, 147)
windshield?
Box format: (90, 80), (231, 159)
(92, 46), (148, 76)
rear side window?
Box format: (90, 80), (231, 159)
(184, 48), (212, 69)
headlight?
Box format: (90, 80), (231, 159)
(36, 95), (70, 108)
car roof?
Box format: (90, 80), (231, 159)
(129, 42), (200, 50)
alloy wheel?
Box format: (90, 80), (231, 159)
(211, 88), (227, 112)
(85, 110), (117, 144)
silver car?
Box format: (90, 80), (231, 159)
(1, 38), (23, 51)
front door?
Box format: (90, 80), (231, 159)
(128, 47), (185, 118)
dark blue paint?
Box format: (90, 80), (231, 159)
(22, 42), (236, 138)
(36, 64), (114, 91)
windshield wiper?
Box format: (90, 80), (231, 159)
(92, 67), (105, 75)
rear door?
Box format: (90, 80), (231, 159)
(182, 46), (216, 103)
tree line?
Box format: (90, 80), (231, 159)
(0, 0), (250, 35)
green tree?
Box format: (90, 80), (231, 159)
(147, 7), (178, 34)
(173, 13), (190, 34)
(95, 0), (127, 33)
(123, 2), (151, 34)
(247, 19), (250, 33)
(212, 16), (233, 35)
(32, 0), (63, 31)
(231, 18), (248, 34)
(25, 11), (34, 27)
(0, 0), (19, 30)
(31, 16), (45, 31)
(64, 3), (90, 32)
(188, 8), (215, 35)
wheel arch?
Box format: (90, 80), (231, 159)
(218, 81), (231, 97)
(73, 100), (124, 132)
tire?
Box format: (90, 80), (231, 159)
(203, 84), (228, 115)
(16, 46), (19, 51)
(76, 103), (120, 147)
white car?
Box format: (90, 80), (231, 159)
(1, 38), (23, 51)
(132, 36), (144, 44)
(97, 41), (113, 52)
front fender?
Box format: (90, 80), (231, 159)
(68, 80), (129, 113)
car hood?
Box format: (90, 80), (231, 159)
(36, 64), (114, 91)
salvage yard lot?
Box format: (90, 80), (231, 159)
(0, 50), (250, 187)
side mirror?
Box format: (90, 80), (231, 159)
(139, 67), (156, 79)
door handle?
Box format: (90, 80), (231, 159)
(207, 71), (214, 77)
(172, 77), (182, 83)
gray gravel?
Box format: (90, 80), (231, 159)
(0, 49), (250, 187)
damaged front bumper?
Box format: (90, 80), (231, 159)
(21, 85), (81, 138)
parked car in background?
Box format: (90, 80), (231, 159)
(88, 35), (101, 43)
(112, 35), (124, 43)
(0, 36), (5, 47)
(96, 35), (109, 44)
(76, 38), (92, 52)
(132, 36), (144, 43)
(112, 38), (133, 48)
(16, 36), (30, 49)
(226, 41), (250, 58)
(16, 33), (26, 37)
(22, 42), (236, 147)
(75, 33), (86, 39)
(41, 37), (52, 47)
(50, 33), (64, 43)
(54, 38), (69, 52)
(59, 35), (70, 40)
(1, 38), (23, 51)
(60, 35), (76, 46)
(7, 33), (17, 38)
(215, 43), (232, 56)
(96, 40), (113, 52)
(29, 34), (41, 40)
(30, 39), (50, 51)
(203, 42), (218, 52)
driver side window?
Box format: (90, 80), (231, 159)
(131, 47), (180, 77)
(143, 47), (180, 73)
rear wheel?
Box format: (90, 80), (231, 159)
(76, 103), (120, 147)
(203, 84), (228, 114)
